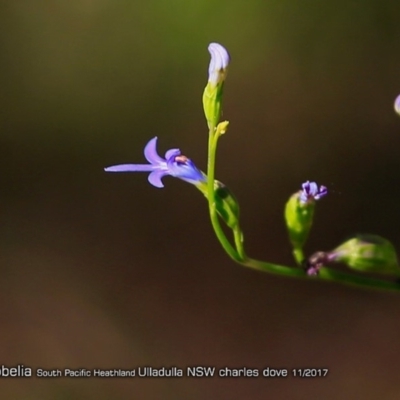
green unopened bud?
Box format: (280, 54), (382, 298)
(284, 192), (315, 263)
(214, 180), (240, 229)
(285, 182), (327, 264)
(196, 179), (240, 229)
(331, 234), (400, 276)
(203, 43), (230, 129)
(203, 81), (223, 130)
(215, 120), (229, 137)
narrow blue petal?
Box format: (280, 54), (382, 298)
(315, 185), (328, 199)
(144, 137), (165, 165)
(148, 170), (168, 188)
(104, 164), (154, 172)
(165, 148), (181, 160)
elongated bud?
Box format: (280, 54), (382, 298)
(203, 43), (230, 129)
(214, 180), (240, 229)
(285, 192), (315, 262)
(329, 234), (400, 276)
(196, 179), (240, 229)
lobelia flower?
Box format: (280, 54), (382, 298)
(104, 137), (206, 188)
(105, 136), (241, 229)
(299, 181), (328, 204)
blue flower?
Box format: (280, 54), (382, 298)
(207, 43), (230, 87)
(299, 181), (327, 204)
(104, 137), (206, 188)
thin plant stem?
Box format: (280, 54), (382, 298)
(233, 227), (246, 260)
(206, 125), (242, 262)
(293, 248), (305, 266)
(239, 257), (400, 293)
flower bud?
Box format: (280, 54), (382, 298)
(207, 43), (230, 87)
(214, 180), (240, 229)
(330, 234), (400, 276)
(285, 181), (327, 264)
(285, 192), (315, 260)
(203, 43), (230, 129)
(215, 120), (229, 137)
(196, 179), (240, 229)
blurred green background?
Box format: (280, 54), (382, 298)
(1, 0), (400, 398)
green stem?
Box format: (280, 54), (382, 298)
(207, 126), (242, 262)
(244, 257), (306, 277)
(233, 227), (246, 260)
(293, 248), (305, 266)
(318, 267), (400, 292)
(237, 257), (400, 293)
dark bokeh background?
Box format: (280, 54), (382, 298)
(1, 1), (400, 399)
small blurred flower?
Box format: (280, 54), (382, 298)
(207, 43), (230, 87)
(104, 137), (206, 188)
(394, 94), (400, 116)
(303, 251), (335, 276)
(299, 181), (327, 204)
